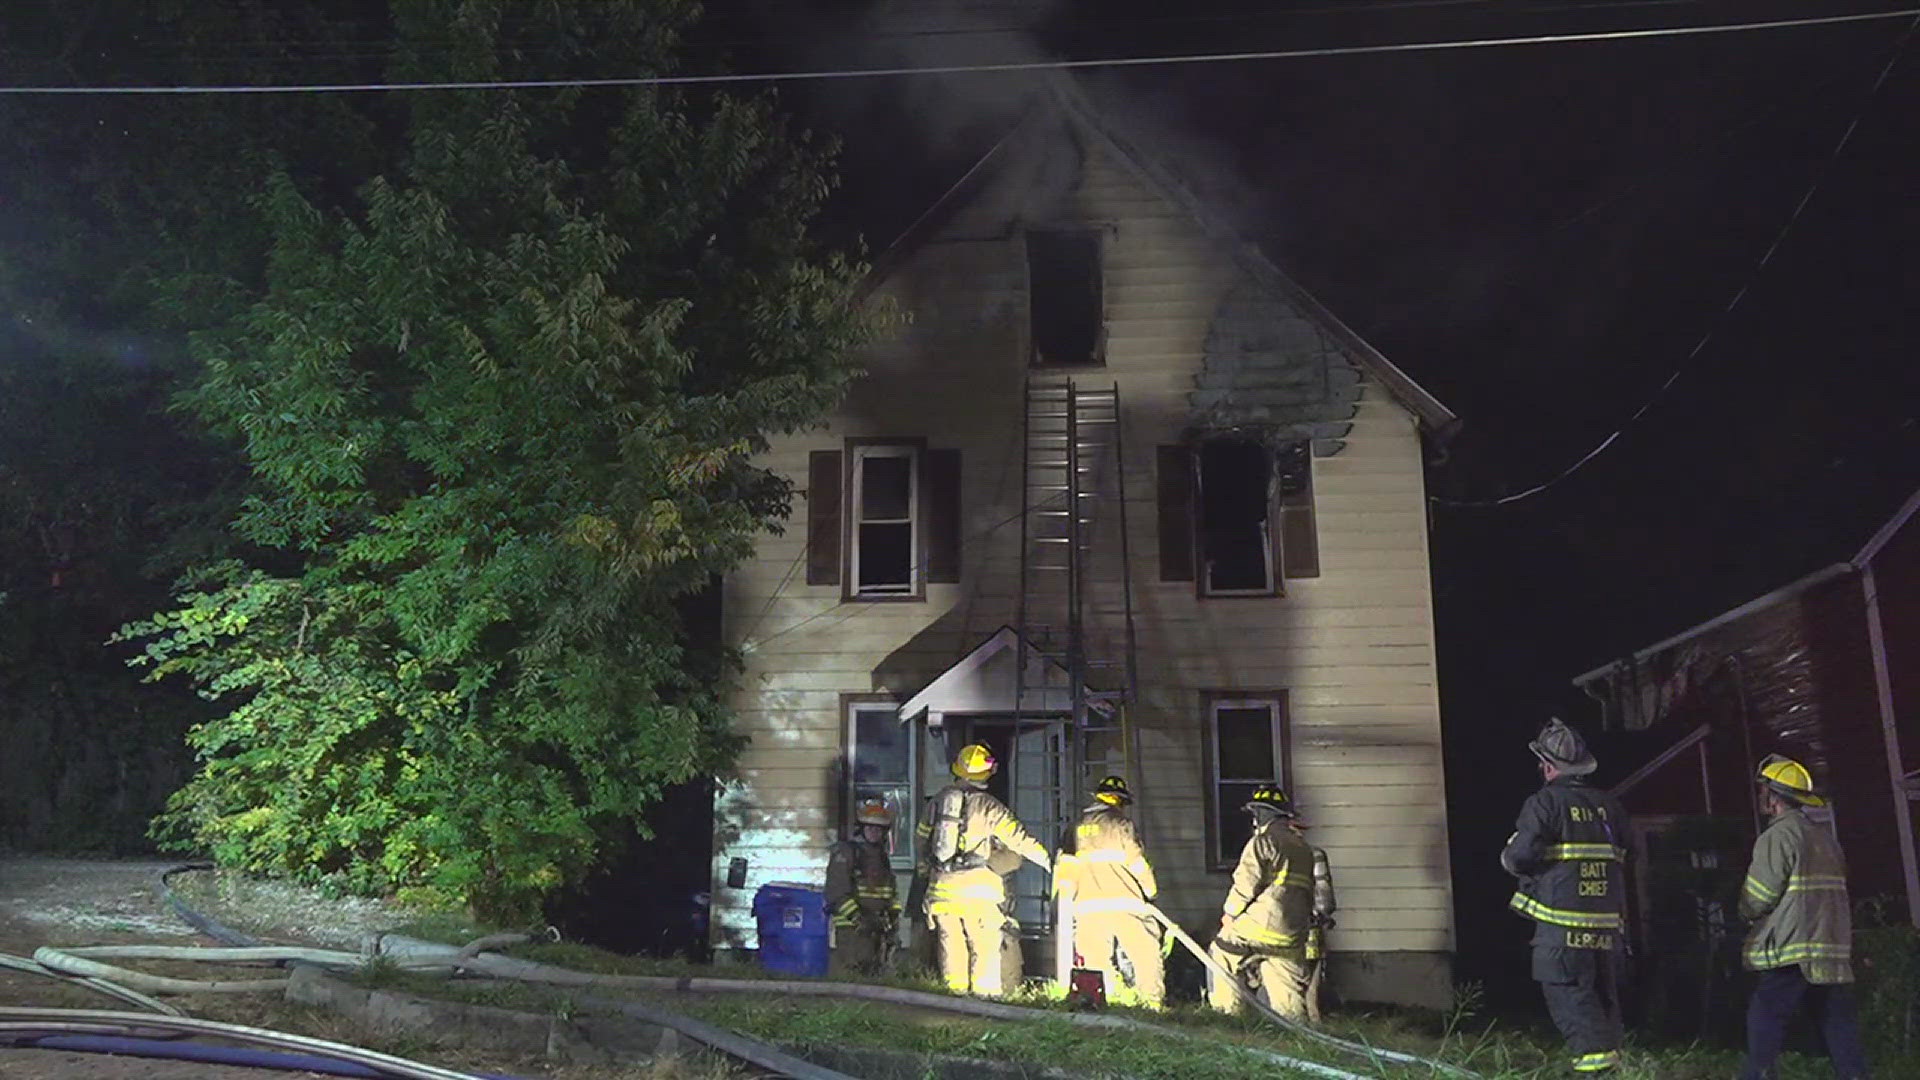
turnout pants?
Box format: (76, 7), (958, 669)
(931, 905), (1004, 997)
(1207, 939), (1309, 1020)
(1533, 946), (1623, 1073)
(830, 920), (885, 977)
(1740, 966), (1869, 1080)
(1075, 911), (1165, 1008)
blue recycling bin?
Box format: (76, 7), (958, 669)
(752, 882), (830, 977)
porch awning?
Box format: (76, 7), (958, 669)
(896, 626), (1096, 724)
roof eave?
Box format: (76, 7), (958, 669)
(1570, 562), (1856, 688)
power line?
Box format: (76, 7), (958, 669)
(1436, 12), (1919, 508)
(128, 1), (1730, 51)
(2, 7), (1914, 95)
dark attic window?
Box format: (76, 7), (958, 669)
(1026, 228), (1103, 367)
(1199, 439), (1274, 596)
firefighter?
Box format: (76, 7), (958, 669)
(1304, 830), (1338, 1023)
(1207, 784), (1315, 1020)
(1737, 754), (1868, 1080)
(924, 743), (1051, 997)
(1056, 776), (1164, 1009)
(1501, 717), (1628, 1075)
(826, 796), (899, 976)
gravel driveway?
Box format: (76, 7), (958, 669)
(0, 857), (396, 1079)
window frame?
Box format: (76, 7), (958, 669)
(1196, 440), (1280, 599)
(845, 439), (925, 601)
(1275, 441), (1319, 580)
(1024, 225), (1109, 370)
(1201, 691), (1293, 872)
(843, 694), (918, 871)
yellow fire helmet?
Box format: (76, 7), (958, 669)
(1094, 775), (1133, 806)
(1243, 784), (1297, 818)
(952, 743), (998, 782)
(1757, 753), (1826, 807)
(854, 796), (894, 827)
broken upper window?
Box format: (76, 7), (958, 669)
(1026, 228), (1104, 367)
(1200, 439), (1274, 595)
(852, 444), (917, 595)
(1156, 439), (1320, 594)
(805, 444), (962, 595)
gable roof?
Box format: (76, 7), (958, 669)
(861, 74), (1458, 436)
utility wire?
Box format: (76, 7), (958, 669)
(1436, 12), (1919, 508)
(2, 8), (1915, 94)
(122, 1), (1731, 52)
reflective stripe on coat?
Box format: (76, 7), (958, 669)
(1739, 808), (1853, 983)
(1218, 817), (1314, 956)
(1501, 777), (1628, 949)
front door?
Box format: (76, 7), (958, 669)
(947, 714), (1070, 935)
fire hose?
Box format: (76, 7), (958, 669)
(18, 864), (1475, 1080)
(373, 930), (1473, 1080)
(0, 1006), (515, 1080)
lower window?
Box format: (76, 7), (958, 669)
(1205, 693), (1290, 869)
(846, 699), (916, 864)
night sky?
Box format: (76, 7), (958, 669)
(6, 0), (1917, 992)
(693, 0), (1920, 988)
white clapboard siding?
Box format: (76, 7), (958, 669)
(708, 132), (1452, 964)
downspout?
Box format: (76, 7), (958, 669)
(1862, 565), (1920, 928)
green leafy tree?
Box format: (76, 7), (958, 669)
(116, 1), (877, 916)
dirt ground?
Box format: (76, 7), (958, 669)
(0, 856), (678, 1080)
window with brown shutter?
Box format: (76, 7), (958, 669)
(806, 450), (842, 586)
(1161, 439), (1320, 594)
(835, 439), (960, 600)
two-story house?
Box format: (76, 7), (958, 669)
(708, 77), (1460, 1008)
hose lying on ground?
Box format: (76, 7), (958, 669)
(375, 934), (1382, 1080)
(30, 943), (460, 995)
(4, 1033), (521, 1080)
(152, 862), (1466, 1079)
(0, 952), (184, 1016)
(0, 1006), (508, 1080)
